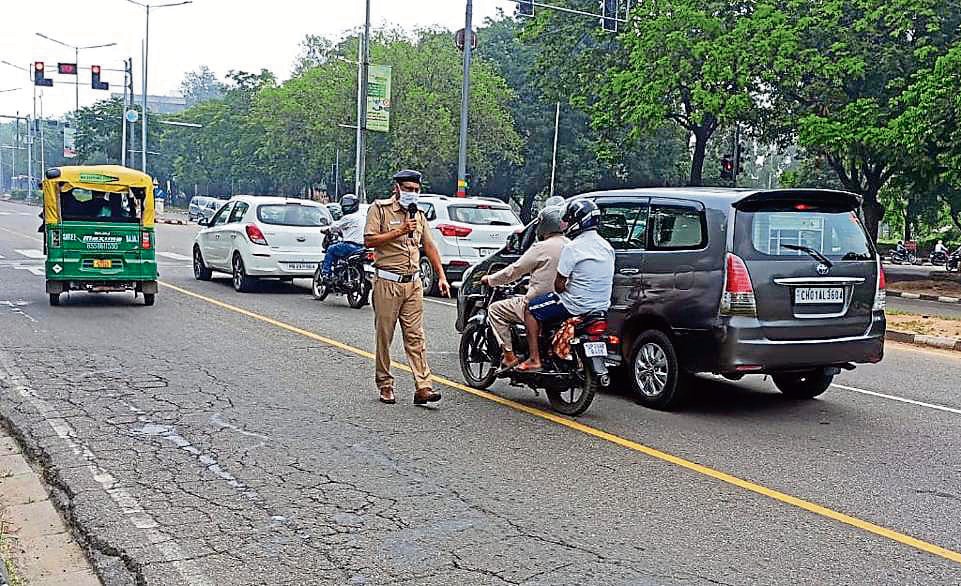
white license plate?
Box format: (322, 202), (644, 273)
(583, 342), (607, 357)
(478, 248), (498, 257)
(794, 287), (844, 304)
(285, 263), (317, 271)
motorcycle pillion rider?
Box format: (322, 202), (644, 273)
(321, 193), (364, 281)
(481, 206), (569, 371)
(516, 199), (615, 373)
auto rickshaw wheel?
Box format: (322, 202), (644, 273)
(143, 293), (156, 306)
(49, 293), (61, 306)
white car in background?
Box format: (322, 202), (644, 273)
(414, 194), (522, 294)
(192, 196), (333, 292)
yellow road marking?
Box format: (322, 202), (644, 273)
(129, 283), (961, 564)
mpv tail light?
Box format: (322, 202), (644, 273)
(437, 224), (473, 238)
(873, 263), (886, 311)
(720, 253), (756, 316)
(245, 224), (268, 246)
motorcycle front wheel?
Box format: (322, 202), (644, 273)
(459, 321), (500, 389)
(312, 267), (330, 301)
(546, 354), (598, 417)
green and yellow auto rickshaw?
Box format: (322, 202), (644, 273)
(42, 165), (158, 306)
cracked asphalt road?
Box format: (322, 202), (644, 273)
(1, 199), (960, 585)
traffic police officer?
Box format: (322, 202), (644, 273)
(364, 170), (449, 405)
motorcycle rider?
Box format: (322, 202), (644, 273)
(321, 193), (364, 281)
(480, 207), (569, 371)
(516, 199), (615, 373)
(934, 240), (948, 256)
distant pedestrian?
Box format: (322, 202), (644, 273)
(364, 169), (449, 405)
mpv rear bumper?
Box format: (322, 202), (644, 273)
(695, 314), (885, 374)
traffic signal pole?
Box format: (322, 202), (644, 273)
(456, 0), (473, 197)
(355, 0), (370, 201)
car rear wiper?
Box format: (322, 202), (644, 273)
(487, 220), (514, 226)
(782, 244), (833, 268)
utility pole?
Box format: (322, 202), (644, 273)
(549, 101), (560, 198)
(732, 123), (741, 186)
(121, 58), (129, 166)
(455, 0), (473, 197)
(354, 0), (370, 201)
(142, 35), (147, 172)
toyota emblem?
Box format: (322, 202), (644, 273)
(816, 263), (830, 276)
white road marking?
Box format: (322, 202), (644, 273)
(0, 351), (212, 586)
(0, 212), (10, 216)
(833, 383), (961, 416)
(156, 251), (190, 261)
(13, 266), (44, 276)
(0, 253), (4, 259)
(0, 300), (36, 322)
(425, 298), (456, 307)
(15, 249), (44, 259)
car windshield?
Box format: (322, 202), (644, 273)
(738, 209), (874, 260)
(257, 203), (330, 227)
(448, 205), (519, 226)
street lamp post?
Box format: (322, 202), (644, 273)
(35, 33), (117, 113)
(1, 61), (35, 195)
(456, 0), (473, 197)
(355, 0), (370, 201)
(123, 0), (192, 174)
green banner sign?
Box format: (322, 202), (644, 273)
(367, 64), (392, 133)
(78, 173), (119, 184)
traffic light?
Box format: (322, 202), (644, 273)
(735, 143), (745, 175)
(91, 65), (109, 90)
(58, 63), (78, 75)
(518, 0), (534, 16)
(602, 0), (618, 32)
(33, 62), (53, 87)
(721, 156), (734, 180)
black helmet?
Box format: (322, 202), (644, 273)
(392, 169), (422, 184)
(340, 194), (360, 215)
(562, 199), (601, 239)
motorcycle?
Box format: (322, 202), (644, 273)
(890, 249), (918, 265)
(311, 229), (372, 309)
(947, 250), (961, 273)
(458, 283), (611, 416)
(930, 250), (949, 267)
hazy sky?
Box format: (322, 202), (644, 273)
(0, 0), (516, 118)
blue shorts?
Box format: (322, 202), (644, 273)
(528, 292), (573, 324)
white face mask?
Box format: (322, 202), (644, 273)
(398, 191), (420, 207)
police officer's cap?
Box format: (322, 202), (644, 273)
(392, 169), (422, 184)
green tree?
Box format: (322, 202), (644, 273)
(766, 0), (961, 240)
(180, 66), (226, 107)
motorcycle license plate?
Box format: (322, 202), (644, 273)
(93, 259), (112, 269)
(285, 263), (317, 271)
(794, 287), (843, 304)
(583, 342), (607, 357)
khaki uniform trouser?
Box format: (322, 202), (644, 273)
(488, 296), (528, 353)
(373, 277), (433, 392)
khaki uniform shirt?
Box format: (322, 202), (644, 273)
(364, 197), (433, 275)
(486, 234), (569, 300)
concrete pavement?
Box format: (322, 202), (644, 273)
(1, 199), (960, 585)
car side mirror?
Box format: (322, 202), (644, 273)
(505, 232), (520, 253)
(197, 217), (209, 227)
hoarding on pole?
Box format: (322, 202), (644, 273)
(366, 65), (392, 133)
(63, 127), (77, 158)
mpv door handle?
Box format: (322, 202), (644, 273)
(618, 268), (640, 275)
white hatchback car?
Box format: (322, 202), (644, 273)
(414, 194), (522, 293)
(192, 196), (332, 292)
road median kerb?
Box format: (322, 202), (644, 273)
(887, 290), (961, 304)
(886, 329), (961, 352)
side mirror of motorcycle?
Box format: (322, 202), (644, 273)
(505, 232), (520, 254)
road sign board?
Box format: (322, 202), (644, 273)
(125, 110), (139, 123)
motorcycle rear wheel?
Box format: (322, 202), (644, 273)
(546, 356), (598, 417)
(347, 267), (370, 309)
(459, 321), (500, 389)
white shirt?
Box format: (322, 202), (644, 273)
(557, 230), (615, 314)
(935, 243), (948, 254)
(335, 212), (365, 245)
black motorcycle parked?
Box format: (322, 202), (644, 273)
(947, 250), (961, 273)
(311, 229), (372, 309)
(458, 283), (612, 416)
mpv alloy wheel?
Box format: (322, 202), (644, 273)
(630, 330), (688, 410)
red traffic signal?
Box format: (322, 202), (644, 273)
(33, 62), (53, 87)
(58, 63), (78, 75)
(91, 65), (109, 90)
(720, 157), (734, 180)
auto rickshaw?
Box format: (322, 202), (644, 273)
(42, 165), (158, 306)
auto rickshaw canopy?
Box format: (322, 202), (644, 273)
(43, 165), (156, 227)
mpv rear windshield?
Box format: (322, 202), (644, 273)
(448, 205), (518, 226)
(736, 209), (874, 261)
(257, 204), (330, 227)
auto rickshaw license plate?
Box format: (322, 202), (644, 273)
(93, 259), (113, 269)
